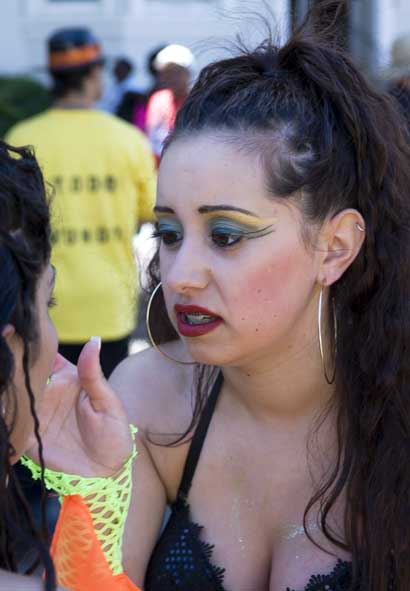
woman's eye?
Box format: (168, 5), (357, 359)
(211, 231), (243, 248)
(153, 229), (183, 246)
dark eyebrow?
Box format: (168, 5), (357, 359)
(154, 205), (261, 217)
(198, 205), (260, 217)
(154, 206), (175, 214)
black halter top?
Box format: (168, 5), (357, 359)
(144, 372), (352, 591)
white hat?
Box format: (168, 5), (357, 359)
(153, 44), (194, 71)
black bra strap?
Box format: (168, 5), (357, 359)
(178, 371), (224, 500)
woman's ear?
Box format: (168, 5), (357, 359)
(318, 209), (365, 286)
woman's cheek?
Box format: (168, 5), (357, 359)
(234, 255), (313, 334)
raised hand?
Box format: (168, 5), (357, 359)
(26, 337), (133, 477)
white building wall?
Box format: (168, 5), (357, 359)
(0, 1), (29, 73)
(351, 0), (410, 75)
(1, 0), (289, 85)
(374, 0), (410, 70)
(4, 0), (409, 84)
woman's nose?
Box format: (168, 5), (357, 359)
(165, 243), (210, 295)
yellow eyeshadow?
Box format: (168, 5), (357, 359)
(203, 211), (278, 228)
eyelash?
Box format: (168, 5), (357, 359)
(48, 296), (57, 309)
(210, 228), (247, 247)
(152, 227), (245, 249)
(152, 228), (182, 244)
(152, 221), (274, 250)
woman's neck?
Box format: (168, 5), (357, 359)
(54, 90), (95, 110)
(221, 333), (334, 423)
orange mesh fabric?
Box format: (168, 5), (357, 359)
(52, 495), (141, 591)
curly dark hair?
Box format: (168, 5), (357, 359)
(0, 140), (55, 589)
(147, 1), (410, 589)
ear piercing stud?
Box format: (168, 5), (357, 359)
(356, 223), (365, 232)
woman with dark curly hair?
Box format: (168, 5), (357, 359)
(0, 140), (135, 591)
(0, 140), (60, 590)
(14, 0), (410, 589)
(101, 1), (410, 590)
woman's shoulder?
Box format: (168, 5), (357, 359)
(110, 341), (194, 437)
(110, 342), (196, 501)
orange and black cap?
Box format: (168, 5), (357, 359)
(48, 28), (104, 73)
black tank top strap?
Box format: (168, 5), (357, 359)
(177, 371), (224, 501)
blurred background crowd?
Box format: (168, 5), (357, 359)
(2, 0), (410, 138)
(1, 0), (410, 573)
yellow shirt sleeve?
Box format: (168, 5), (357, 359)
(5, 126), (27, 148)
(133, 134), (157, 224)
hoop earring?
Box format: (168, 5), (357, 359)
(318, 287), (337, 385)
(146, 282), (197, 366)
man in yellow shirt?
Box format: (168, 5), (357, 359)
(7, 28), (156, 376)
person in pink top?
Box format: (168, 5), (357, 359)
(145, 44), (194, 164)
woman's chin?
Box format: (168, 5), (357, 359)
(183, 341), (239, 367)
(161, 337), (240, 367)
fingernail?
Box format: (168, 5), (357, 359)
(90, 336), (101, 351)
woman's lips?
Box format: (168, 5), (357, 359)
(174, 304), (223, 337)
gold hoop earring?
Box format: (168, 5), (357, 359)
(318, 287), (337, 385)
(146, 282), (197, 366)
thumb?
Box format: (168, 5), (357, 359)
(77, 337), (114, 412)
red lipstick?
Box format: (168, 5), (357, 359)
(174, 304), (223, 337)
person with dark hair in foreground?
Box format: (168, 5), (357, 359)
(0, 140), (57, 591)
(0, 140), (136, 590)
